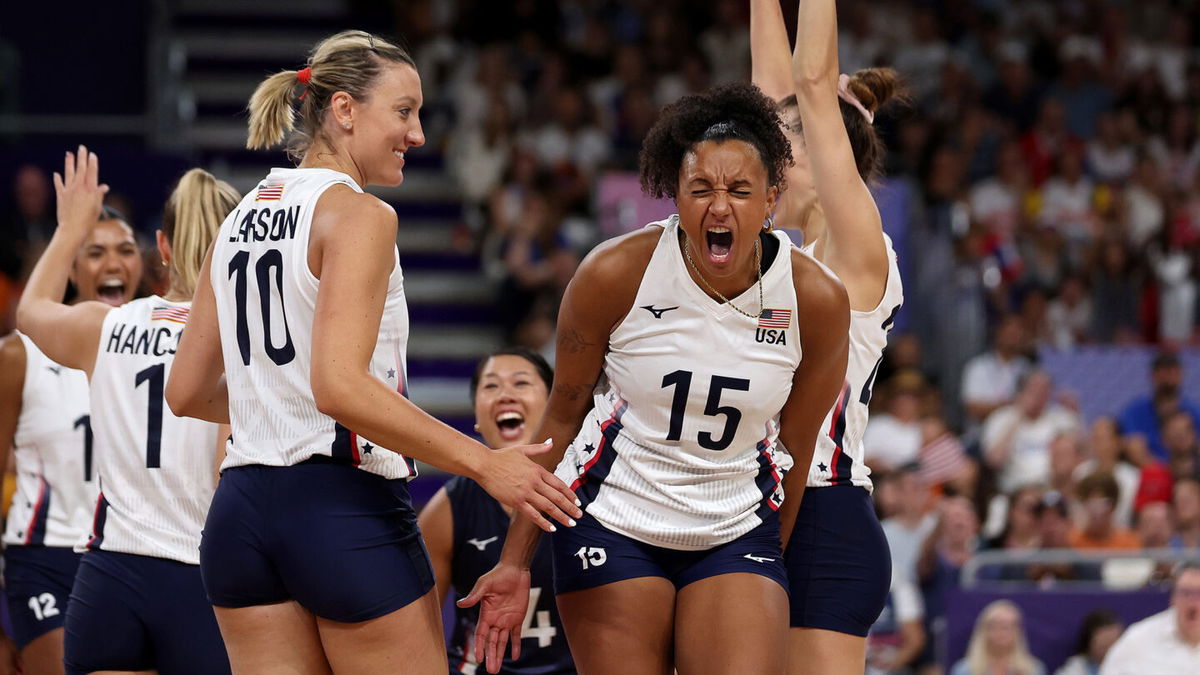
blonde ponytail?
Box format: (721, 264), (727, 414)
(162, 169), (241, 297)
(243, 30), (415, 160)
(247, 70), (303, 151)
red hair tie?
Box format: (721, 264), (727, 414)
(297, 67), (312, 85)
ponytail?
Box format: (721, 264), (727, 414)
(162, 169), (241, 297)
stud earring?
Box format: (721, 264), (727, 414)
(342, 121), (352, 130)
(473, 423), (480, 433)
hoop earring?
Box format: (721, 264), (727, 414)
(763, 214), (775, 231)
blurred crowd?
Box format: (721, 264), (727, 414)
(4, 0), (1200, 671)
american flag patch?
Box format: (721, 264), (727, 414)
(151, 306), (189, 324)
(256, 182), (284, 201)
(758, 308), (791, 329)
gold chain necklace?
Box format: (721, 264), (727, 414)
(681, 233), (764, 319)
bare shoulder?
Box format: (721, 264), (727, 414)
(790, 247), (849, 314)
(0, 332), (26, 371)
(576, 226), (662, 288)
(313, 185), (397, 235)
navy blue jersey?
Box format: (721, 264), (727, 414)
(445, 477), (574, 675)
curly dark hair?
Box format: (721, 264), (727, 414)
(639, 82), (792, 200)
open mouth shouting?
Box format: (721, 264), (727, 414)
(705, 226), (734, 264)
(495, 410), (526, 443)
(97, 278), (128, 307)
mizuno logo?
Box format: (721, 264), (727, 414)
(46, 366), (61, 375)
(744, 553), (774, 563)
(467, 536), (499, 551)
(641, 305), (679, 319)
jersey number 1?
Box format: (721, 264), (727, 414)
(229, 249), (296, 367)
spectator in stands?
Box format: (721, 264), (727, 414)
(1118, 352), (1200, 463)
(983, 484), (1044, 552)
(882, 464), (936, 583)
(1170, 479), (1200, 550)
(1100, 562), (1200, 674)
(1047, 430), (1084, 499)
(697, 0), (749, 84)
(983, 370), (1082, 494)
(950, 600), (1046, 675)
(1021, 98), (1083, 187)
(1162, 410), (1200, 481)
(969, 141), (1030, 249)
(1075, 417), (1140, 528)
(1086, 111), (1136, 184)
(1137, 501), (1173, 549)
(3, 164), (54, 281)
(865, 370), (928, 470)
(1070, 472), (1142, 550)
(1044, 274), (1092, 349)
(917, 496), (979, 666)
(1054, 610), (1123, 675)
(865, 575), (926, 675)
(1037, 148), (1096, 254)
(1122, 155), (1165, 248)
(961, 314), (1032, 426)
(447, 93), (515, 212)
(1025, 490), (1098, 585)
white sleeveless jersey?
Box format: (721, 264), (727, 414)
(3, 333), (97, 548)
(86, 297), (218, 563)
(801, 233), (903, 489)
(555, 216), (799, 550)
(210, 168), (415, 479)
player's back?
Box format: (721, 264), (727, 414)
(444, 477), (571, 675)
(802, 232), (904, 489)
(4, 332), (97, 548)
(209, 167), (415, 479)
(88, 297), (217, 563)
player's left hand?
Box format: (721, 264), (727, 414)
(53, 144), (109, 239)
(457, 561), (532, 674)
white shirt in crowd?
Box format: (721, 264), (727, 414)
(982, 403), (1081, 493)
(961, 351), (1031, 412)
(863, 414), (924, 470)
(1100, 608), (1200, 675)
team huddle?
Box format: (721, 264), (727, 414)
(2, 0), (905, 673)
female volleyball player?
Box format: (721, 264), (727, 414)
(751, 1), (905, 672)
(165, 30), (580, 672)
(460, 81), (851, 674)
(16, 148), (236, 673)
(419, 347), (575, 674)
(0, 205), (141, 674)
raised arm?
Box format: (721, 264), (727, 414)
(15, 147), (113, 375)
(778, 251), (850, 545)
(792, 0), (890, 311)
(751, 0), (795, 102)
(0, 335), (25, 494)
(306, 187), (580, 532)
(458, 228), (656, 674)
(166, 243), (230, 423)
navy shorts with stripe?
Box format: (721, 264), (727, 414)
(550, 512), (788, 595)
(64, 550), (230, 675)
(3, 545), (81, 648)
(200, 459), (434, 623)
(785, 485), (891, 636)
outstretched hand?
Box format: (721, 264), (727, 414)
(457, 562), (533, 673)
(477, 439), (582, 533)
(53, 144), (110, 239)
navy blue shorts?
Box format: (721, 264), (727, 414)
(550, 513), (787, 595)
(3, 545), (81, 648)
(201, 460), (434, 623)
(63, 550), (229, 675)
(785, 485), (891, 636)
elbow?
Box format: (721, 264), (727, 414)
(164, 378), (198, 419)
(311, 370), (351, 420)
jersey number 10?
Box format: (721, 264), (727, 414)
(228, 249), (296, 367)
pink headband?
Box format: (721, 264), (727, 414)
(837, 74), (874, 125)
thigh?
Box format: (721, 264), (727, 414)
(556, 577), (676, 675)
(62, 554), (152, 675)
(315, 586), (445, 673)
(4, 546), (79, 652)
(674, 573), (788, 675)
(20, 628), (64, 675)
(214, 603), (331, 675)
(785, 486), (890, 636)
(787, 628), (866, 675)
(146, 559), (230, 675)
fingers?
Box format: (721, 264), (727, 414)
(543, 470), (584, 515)
(510, 625), (522, 661)
(53, 172), (63, 194)
(520, 503), (557, 533)
(536, 480), (582, 525)
(87, 147), (100, 187)
(64, 150), (75, 184)
(521, 438), (554, 457)
(456, 586), (482, 609)
(473, 622), (488, 665)
(486, 627), (510, 674)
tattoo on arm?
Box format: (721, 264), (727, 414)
(558, 328), (595, 355)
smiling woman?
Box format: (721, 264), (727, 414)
(458, 81), (851, 675)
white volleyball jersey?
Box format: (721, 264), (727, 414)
(801, 233), (904, 489)
(3, 333), (97, 548)
(555, 216), (799, 550)
(85, 297), (218, 564)
(210, 168), (415, 479)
